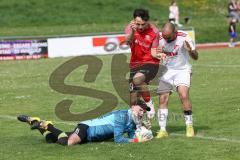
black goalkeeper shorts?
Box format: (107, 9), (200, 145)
(72, 123), (89, 144)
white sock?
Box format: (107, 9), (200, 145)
(184, 115), (193, 126)
(158, 108), (168, 131)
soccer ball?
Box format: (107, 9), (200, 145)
(135, 126), (153, 140)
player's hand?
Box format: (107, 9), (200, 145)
(156, 45), (163, 53)
(155, 46), (167, 60)
(155, 52), (167, 61)
(184, 41), (192, 52)
(184, 40), (198, 60)
(133, 127), (153, 143)
(130, 20), (137, 31)
(139, 132), (153, 142)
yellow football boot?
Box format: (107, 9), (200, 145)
(156, 130), (168, 139)
(186, 125), (195, 137)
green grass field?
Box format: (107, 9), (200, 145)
(0, 48), (240, 160)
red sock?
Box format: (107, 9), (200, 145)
(141, 91), (151, 102)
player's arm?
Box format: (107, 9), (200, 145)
(114, 114), (133, 143)
(184, 41), (198, 60)
(150, 36), (160, 59)
(184, 36), (198, 60)
(127, 129), (136, 139)
(151, 46), (167, 60)
(189, 50), (198, 60)
(113, 114), (148, 143)
(151, 32), (165, 60)
(125, 20), (136, 45)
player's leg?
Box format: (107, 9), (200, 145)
(129, 69), (142, 105)
(130, 91), (141, 105)
(229, 36), (234, 47)
(17, 115), (57, 143)
(36, 122), (88, 146)
(132, 72), (149, 103)
(129, 65), (155, 105)
(129, 64), (158, 121)
(33, 121), (70, 146)
(132, 72), (156, 119)
(156, 80), (173, 138)
(156, 92), (170, 138)
(17, 115), (41, 129)
(67, 133), (81, 145)
(233, 33), (237, 47)
(68, 124), (89, 145)
(138, 64), (160, 119)
(130, 71), (148, 104)
(177, 86), (194, 137)
(140, 81), (155, 119)
(175, 70), (194, 137)
(129, 72), (148, 128)
(178, 86), (192, 111)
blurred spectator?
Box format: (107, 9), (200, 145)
(168, 0), (182, 27)
(228, 18), (238, 47)
(228, 0), (240, 22)
(237, 0), (240, 15)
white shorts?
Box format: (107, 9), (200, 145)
(157, 68), (191, 93)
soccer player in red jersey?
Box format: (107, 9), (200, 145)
(125, 8), (160, 120)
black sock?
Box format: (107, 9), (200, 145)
(47, 124), (68, 144)
(184, 110), (192, 115)
(47, 124), (64, 138)
(32, 123), (58, 143)
(38, 128), (46, 135)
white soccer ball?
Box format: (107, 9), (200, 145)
(135, 126), (153, 140)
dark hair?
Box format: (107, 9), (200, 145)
(133, 8), (150, 21)
(171, 0), (176, 5)
(136, 99), (150, 111)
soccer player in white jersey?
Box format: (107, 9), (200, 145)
(151, 22), (198, 138)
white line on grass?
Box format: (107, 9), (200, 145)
(0, 115), (76, 126)
(171, 133), (240, 144)
(1, 115), (240, 144)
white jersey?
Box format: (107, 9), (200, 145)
(159, 30), (195, 71)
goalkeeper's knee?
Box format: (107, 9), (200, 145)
(43, 131), (58, 143)
(57, 137), (68, 146)
(56, 132), (69, 146)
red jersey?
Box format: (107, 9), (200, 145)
(125, 24), (160, 69)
